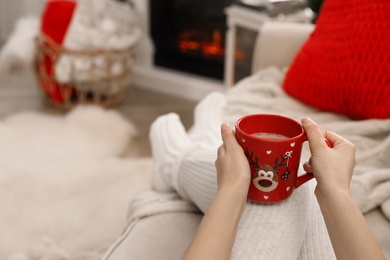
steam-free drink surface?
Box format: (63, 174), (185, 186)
(251, 132), (288, 140)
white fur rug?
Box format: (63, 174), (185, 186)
(0, 106), (153, 259)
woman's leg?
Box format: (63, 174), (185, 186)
(298, 182), (336, 260)
(231, 185), (310, 260)
(149, 92), (225, 211)
(149, 112), (195, 194)
(177, 149), (218, 213)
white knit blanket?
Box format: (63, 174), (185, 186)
(223, 67), (390, 220)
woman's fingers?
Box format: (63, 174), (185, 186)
(301, 117), (328, 150)
(220, 123), (238, 151)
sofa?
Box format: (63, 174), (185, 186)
(103, 20), (390, 259)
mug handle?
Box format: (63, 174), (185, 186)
(295, 133), (333, 188)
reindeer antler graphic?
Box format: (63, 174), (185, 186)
(273, 154), (289, 172)
(244, 147), (260, 169)
(244, 148), (290, 173)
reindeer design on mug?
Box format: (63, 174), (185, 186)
(245, 148), (292, 193)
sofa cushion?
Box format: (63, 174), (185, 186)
(104, 212), (202, 260)
(282, 0), (390, 120)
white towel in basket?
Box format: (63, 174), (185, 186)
(55, 0), (142, 84)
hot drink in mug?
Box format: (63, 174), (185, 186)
(235, 114), (329, 203)
(251, 132), (289, 140)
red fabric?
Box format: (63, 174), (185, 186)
(282, 0), (390, 120)
(41, 0), (76, 45)
(39, 0), (77, 103)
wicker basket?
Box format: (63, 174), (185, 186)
(35, 35), (135, 110)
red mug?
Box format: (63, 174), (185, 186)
(235, 114), (316, 203)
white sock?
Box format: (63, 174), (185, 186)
(187, 92), (226, 149)
(149, 113), (193, 193)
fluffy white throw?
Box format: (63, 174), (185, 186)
(0, 106), (152, 259)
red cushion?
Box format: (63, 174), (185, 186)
(282, 0), (390, 120)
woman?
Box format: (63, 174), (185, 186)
(150, 93), (384, 259)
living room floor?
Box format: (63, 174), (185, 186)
(0, 69), (198, 158)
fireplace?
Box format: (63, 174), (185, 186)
(150, 0), (237, 80)
(130, 1), (312, 100)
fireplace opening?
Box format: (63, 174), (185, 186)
(150, 0), (238, 80)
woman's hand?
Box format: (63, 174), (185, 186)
(301, 117), (356, 198)
(183, 123), (251, 260)
(215, 123), (251, 208)
(301, 117), (385, 260)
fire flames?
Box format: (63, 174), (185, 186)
(178, 29), (245, 60)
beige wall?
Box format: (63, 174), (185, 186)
(0, 0), (45, 41)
